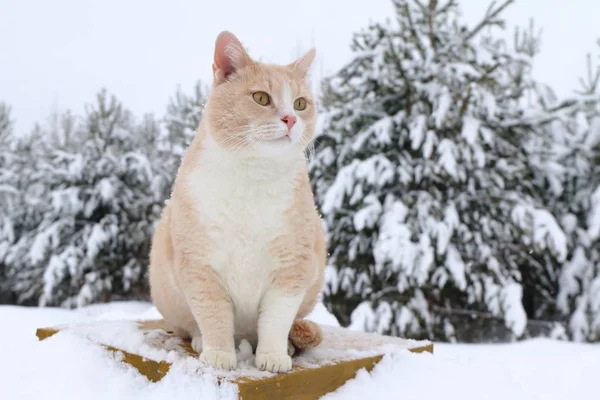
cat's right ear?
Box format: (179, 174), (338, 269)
(212, 31), (251, 84)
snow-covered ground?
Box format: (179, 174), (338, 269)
(1, 301), (598, 400)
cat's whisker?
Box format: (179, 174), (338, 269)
(227, 139), (251, 157)
(244, 129), (282, 139)
(241, 124), (281, 134)
(305, 137), (319, 160)
(219, 135), (252, 157)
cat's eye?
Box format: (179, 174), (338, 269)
(294, 97), (307, 111)
(252, 91), (271, 106)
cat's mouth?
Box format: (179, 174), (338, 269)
(264, 133), (292, 144)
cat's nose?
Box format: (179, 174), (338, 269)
(281, 115), (297, 130)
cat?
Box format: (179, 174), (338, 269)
(148, 30), (326, 373)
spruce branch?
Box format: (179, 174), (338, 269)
(401, 1), (427, 59)
(438, 0), (456, 14)
(576, 48), (600, 95)
(385, 35), (414, 116)
(514, 18), (542, 58)
(466, 0), (515, 41)
(459, 86), (472, 118)
(0, 102), (13, 142)
(427, 0), (437, 47)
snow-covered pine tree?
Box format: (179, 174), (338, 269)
(0, 102), (11, 143)
(0, 102), (17, 220)
(5, 90), (166, 307)
(488, 22), (576, 327)
(309, 0), (567, 341)
(546, 45), (600, 341)
(0, 102), (17, 303)
(161, 81), (209, 184)
(0, 102), (15, 223)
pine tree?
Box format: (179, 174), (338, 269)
(0, 102), (17, 217)
(4, 90), (166, 307)
(309, 0), (567, 341)
(495, 23), (577, 326)
(0, 102), (17, 303)
(547, 44), (600, 341)
(161, 81), (209, 185)
(0, 102), (15, 220)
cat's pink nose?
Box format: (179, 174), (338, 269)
(281, 115), (297, 130)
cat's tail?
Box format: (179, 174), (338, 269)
(287, 319), (323, 356)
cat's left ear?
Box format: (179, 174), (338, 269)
(212, 31), (252, 84)
(289, 48), (316, 77)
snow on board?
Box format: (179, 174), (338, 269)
(35, 319), (433, 399)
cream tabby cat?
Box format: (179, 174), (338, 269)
(148, 31), (326, 373)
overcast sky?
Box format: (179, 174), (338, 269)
(0, 0), (598, 133)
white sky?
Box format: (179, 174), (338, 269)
(0, 0), (598, 133)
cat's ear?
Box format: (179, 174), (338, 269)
(289, 48), (316, 77)
(212, 31), (251, 83)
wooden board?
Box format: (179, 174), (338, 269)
(36, 319), (433, 400)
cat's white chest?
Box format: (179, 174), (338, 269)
(185, 148), (301, 333)
(197, 171), (291, 268)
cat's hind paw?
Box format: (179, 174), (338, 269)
(200, 349), (237, 370)
(255, 352), (292, 373)
(287, 339), (296, 357)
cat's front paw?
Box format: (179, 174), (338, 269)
(255, 352), (292, 373)
(200, 349), (237, 370)
(191, 336), (203, 353)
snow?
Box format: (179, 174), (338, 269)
(499, 283), (528, 337)
(444, 245), (467, 291)
(353, 194), (382, 231)
(409, 114), (427, 150)
(321, 339), (600, 400)
(510, 204), (568, 262)
(531, 209), (568, 262)
(588, 185), (600, 241)
(433, 89), (452, 128)
(2, 301), (599, 400)
(460, 115), (480, 145)
(436, 139), (458, 179)
(557, 247), (588, 314)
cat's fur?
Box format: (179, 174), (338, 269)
(148, 31), (326, 373)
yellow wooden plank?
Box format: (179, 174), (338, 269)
(236, 355), (382, 400)
(36, 319), (433, 399)
(35, 327), (59, 341)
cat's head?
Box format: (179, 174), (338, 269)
(203, 31), (317, 158)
